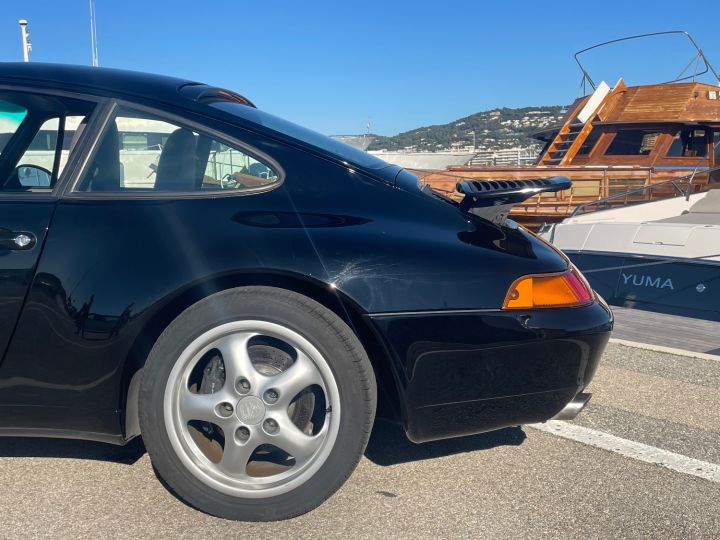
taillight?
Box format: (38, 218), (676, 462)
(502, 267), (594, 309)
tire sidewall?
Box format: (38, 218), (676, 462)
(139, 287), (375, 521)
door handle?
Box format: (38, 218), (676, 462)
(0, 231), (37, 251)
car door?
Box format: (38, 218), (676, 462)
(0, 100), (290, 438)
(0, 92), (98, 356)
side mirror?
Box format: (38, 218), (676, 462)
(16, 165), (52, 187)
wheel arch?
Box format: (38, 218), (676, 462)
(121, 271), (401, 440)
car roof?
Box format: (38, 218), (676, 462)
(0, 62), (254, 108)
(0, 63), (397, 180)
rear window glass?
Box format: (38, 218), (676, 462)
(209, 101), (391, 171)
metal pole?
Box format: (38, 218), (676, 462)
(89, 0), (99, 67)
(18, 20), (31, 62)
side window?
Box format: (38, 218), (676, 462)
(16, 116), (85, 186)
(76, 107), (280, 193)
(666, 129), (709, 158)
(205, 141), (279, 190)
(0, 94), (95, 192)
(605, 130), (660, 156)
(0, 100), (28, 155)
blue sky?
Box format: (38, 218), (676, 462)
(2, 1), (719, 135)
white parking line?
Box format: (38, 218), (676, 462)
(609, 338), (720, 362)
(529, 420), (720, 484)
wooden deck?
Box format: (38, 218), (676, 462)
(418, 166), (714, 229)
(610, 306), (720, 356)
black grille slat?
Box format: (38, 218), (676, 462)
(461, 177), (564, 195)
(456, 176), (572, 221)
(456, 176), (571, 200)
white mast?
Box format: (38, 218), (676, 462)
(89, 0), (99, 67)
(18, 20), (31, 62)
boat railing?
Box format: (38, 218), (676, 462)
(569, 166), (720, 217)
(575, 30), (720, 93)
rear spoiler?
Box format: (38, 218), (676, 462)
(456, 176), (572, 224)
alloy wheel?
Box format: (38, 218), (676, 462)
(164, 320), (341, 497)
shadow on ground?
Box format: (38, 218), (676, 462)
(365, 420), (526, 466)
(0, 435), (146, 464)
(0, 422), (526, 469)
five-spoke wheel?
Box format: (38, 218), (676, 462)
(165, 321), (340, 496)
(139, 287), (376, 521)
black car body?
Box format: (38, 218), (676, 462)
(0, 63), (612, 520)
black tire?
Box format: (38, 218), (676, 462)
(139, 286), (376, 521)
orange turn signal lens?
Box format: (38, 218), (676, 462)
(503, 268), (593, 309)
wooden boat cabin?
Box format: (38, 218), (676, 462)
(421, 33), (720, 228)
(423, 80), (720, 227)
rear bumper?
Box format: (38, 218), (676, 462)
(369, 300), (612, 443)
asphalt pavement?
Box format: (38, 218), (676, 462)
(0, 341), (718, 539)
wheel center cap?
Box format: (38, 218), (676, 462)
(236, 396), (266, 425)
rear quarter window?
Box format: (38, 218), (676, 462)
(75, 106), (280, 194)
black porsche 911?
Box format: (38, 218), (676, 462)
(0, 63), (612, 521)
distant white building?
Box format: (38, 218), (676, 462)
(469, 146), (542, 167)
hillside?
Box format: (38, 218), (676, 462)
(366, 105), (566, 152)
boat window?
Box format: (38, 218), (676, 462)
(576, 130), (602, 156)
(666, 129), (708, 158)
(75, 107), (280, 193)
(605, 130), (660, 156)
(537, 140), (551, 160)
